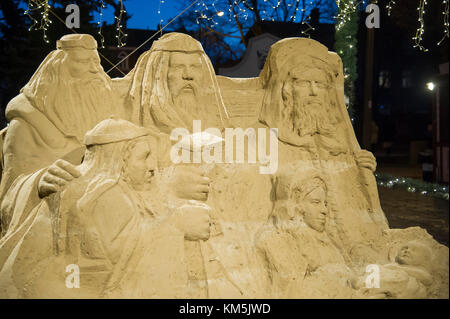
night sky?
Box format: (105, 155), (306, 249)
(95, 0), (184, 30)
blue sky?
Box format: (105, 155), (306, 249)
(93, 0), (338, 30)
(94, 0), (183, 30)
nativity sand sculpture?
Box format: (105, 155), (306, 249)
(0, 33), (448, 298)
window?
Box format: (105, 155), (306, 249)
(378, 70), (391, 88)
(402, 70), (412, 88)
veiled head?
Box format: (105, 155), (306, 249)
(272, 170), (328, 233)
(77, 118), (160, 213)
(259, 38), (341, 145)
(125, 33), (229, 132)
(21, 34), (116, 142)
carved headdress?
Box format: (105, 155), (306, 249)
(123, 33), (230, 133)
(20, 34), (115, 143)
(77, 118), (159, 213)
(259, 38), (345, 147)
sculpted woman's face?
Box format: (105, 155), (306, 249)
(125, 140), (157, 190)
(294, 186), (327, 232)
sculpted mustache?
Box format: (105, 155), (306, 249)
(304, 98), (322, 105)
(180, 83), (198, 91)
(69, 74), (110, 86)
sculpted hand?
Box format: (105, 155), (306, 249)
(38, 159), (81, 198)
(171, 165), (210, 201)
(176, 202), (211, 241)
(355, 149), (377, 172)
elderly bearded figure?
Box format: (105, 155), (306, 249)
(122, 33), (230, 133)
(258, 39), (350, 160)
(0, 34), (118, 236)
(258, 38), (376, 171)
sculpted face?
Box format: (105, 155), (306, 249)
(290, 67), (329, 109)
(65, 49), (103, 80)
(167, 52), (203, 100)
(125, 140), (157, 191)
(396, 242), (430, 266)
(294, 186), (327, 232)
(282, 65), (335, 137)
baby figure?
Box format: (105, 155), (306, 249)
(355, 240), (433, 298)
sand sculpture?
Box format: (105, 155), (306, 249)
(0, 33), (447, 298)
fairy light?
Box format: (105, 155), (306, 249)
(194, 0), (253, 27)
(291, 0), (301, 21)
(97, 0), (106, 49)
(39, 0), (52, 43)
(25, 0), (53, 43)
(158, 0), (165, 30)
(438, 0), (449, 46)
(301, 14), (315, 38)
(24, 0), (39, 32)
(375, 173), (449, 201)
(115, 0), (127, 47)
(413, 0), (428, 51)
(195, 0), (218, 26)
(386, 0), (396, 16)
(335, 0), (358, 31)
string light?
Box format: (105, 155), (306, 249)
(301, 14), (315, 38)
(158, 0), (165, 32)
(115, 0), (127, 47)
(97, 0), (106, 49)
(335, 0), (358, 31)
(386, 0), (396, 16)
(413, 0), (428, 51)
(39, 0), (52, 43)
(375, 173), (449, 201)
(24, 0), (39, 32)
(24, 0), (53, 43)
(438, 0), (449, 46)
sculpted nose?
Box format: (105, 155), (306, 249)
(182, 67), (194, 81)
(309, 81), (318, 96)
(89, 61), (99, 73)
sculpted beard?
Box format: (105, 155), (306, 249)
(172, 83), (205, 119)
(51, 73), (114, 141)
(291, 95), (335, 137)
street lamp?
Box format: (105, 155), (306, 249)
(426, 82), (435, 91)
(217, 11), (224, 17)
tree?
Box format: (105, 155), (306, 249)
(169, 0), (337, 64)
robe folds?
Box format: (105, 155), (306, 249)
(0, 176), (244, 298)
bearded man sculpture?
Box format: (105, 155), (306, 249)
(0, 34), (118, 236)
(120, 32), (230, 133)
(257, 38), (389, 264)
(0, 32), (447, 299)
